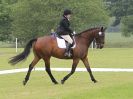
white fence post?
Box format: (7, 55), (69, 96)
(91, 42), (94, 50)
(91, 40), (96, 50)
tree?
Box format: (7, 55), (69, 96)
(0, 1), (12, 41)
(11, 0), (109, 43)
(121, 15), (133, 37)
(106, 0), (133, 36)
(2, 0), (18, 4)
(106, 0), (133, 26)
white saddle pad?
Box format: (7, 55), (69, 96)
(56, 37), (76, 48)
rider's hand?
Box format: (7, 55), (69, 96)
(71, 33), (74, 36)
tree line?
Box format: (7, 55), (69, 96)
(106, 0), (133, 36)
(0, 0), (132, 44)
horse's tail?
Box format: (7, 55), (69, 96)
(9, 38), (37, 65)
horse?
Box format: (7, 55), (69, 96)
(9, 27), (106, 85)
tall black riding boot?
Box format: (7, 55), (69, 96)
(64, 43), (72, 57)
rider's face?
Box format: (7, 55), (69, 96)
(66, 14), (71, 20)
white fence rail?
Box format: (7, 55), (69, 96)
(0, 68), (133, 75)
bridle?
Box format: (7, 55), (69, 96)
(94, 31), (105, 48)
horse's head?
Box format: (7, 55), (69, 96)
(94, 27), (106, 49)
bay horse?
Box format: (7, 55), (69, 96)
(9, 27), (106, 85)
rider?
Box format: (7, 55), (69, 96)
(56, 9), (74, 57)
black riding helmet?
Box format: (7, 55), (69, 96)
(63, 9), (72, 16)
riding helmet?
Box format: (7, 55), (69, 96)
(63, 9), (72, 15)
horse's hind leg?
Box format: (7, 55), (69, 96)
(23, 56), (40, 85)
(43, 57), (58, 84)
(61, 58), (79, 84)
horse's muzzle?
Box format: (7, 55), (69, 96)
(96, 44), (104, 49)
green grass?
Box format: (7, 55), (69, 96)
(0, 48), (133, 70)
(0, 48), (133, 99)
(0, 72), (133, 99)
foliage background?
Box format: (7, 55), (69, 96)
(1, 0), (109, 43)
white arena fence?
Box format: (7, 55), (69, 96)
(0, 68), (133, 75)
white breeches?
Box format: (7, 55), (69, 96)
(61, 35), (73, 44)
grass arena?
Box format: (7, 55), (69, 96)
(0, 48), (133, 99)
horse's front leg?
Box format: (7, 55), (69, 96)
(82, 57), (97, 83)
(61, 58), (79, 84)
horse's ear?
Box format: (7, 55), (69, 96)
(101, 27), (107, 32)
(101, 27), (104, 32)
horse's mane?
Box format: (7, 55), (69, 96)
(75, 27), (100, 36)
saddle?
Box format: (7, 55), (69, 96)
(52, 33), (76, 49)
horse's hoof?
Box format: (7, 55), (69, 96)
(54, 82), (58, 84)
(23, 80), (27, 86)
(93, 80), (98, 83)
(61, 80), (65, 84)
